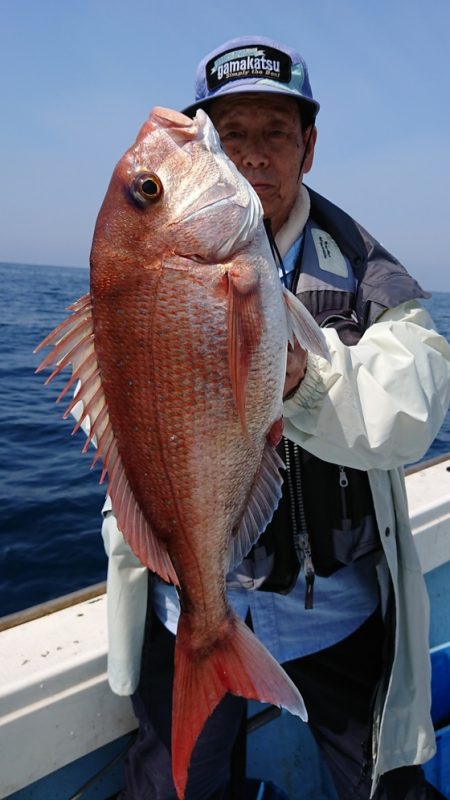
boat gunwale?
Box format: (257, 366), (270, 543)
(0, 582), (106, 633)
(1, 451), (449, 634)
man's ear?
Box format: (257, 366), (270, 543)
(303, 126), (317, 175)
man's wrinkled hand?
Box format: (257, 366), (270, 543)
(283, 342), (308, 399)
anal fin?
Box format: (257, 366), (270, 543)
(228, 438), (285, 571)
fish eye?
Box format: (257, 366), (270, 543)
(131, 172), (163, 205)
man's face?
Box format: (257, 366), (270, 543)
(209, 94), (316, 234)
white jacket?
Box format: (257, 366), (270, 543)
(100, 298), (450, 793)
(284, 299), (450, 788)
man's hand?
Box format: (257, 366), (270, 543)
(283, 342), (308, 399)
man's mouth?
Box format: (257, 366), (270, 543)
(250, 181), (274, 194)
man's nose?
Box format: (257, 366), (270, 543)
(242, 137), (269, 168)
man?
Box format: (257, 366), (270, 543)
(106, 36), (450, 799)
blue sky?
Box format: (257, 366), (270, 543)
(1, 0), (449, 290)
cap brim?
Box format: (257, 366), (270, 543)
(182, 83), (320, 119)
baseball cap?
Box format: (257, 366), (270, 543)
(182, 35), (320, 118)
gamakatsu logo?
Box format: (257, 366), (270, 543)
(215, 54), (281, 81)
(206, 45), (292, 90)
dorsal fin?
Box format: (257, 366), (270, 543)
(35, 294), (179, 586)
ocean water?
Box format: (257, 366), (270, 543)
(0, 261), (449, 618)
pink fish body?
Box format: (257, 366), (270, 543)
(36, 107), (329, 797)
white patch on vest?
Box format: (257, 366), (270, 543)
(311, 229), (348, 278)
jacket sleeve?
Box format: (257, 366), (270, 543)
(101, 499), (148, 695)
(70, 391), (148, 695)
(283, 300), (450, 470)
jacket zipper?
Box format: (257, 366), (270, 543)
(283, 440), (315, 609)
(338, 465), (349, 519)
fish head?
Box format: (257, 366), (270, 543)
(91, 106), (263, 270)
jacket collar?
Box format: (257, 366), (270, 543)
(274, 184), (310, 258)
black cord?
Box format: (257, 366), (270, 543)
(263, 218), (289, 286)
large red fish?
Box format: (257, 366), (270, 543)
(36, 107), (329, 798)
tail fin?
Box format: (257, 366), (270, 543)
(172, 612), (307, 798)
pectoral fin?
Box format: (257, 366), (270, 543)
(283, 287), (330, 360)
(227, 266), (263, 434)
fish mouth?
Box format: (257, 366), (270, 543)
(178, 182), (238, 225)
(176, 110), (240, 225)
(151, 107), (199, 146)
(150, 107), (263, 259)
(149, 108), (239, 223)
(181, 110), (263, 257)
(174, 180), (262, 261)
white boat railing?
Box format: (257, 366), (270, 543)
(404, 452), (450, 573)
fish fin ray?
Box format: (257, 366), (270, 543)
(172, 612), (306, 799)
(228, 440), (284, 570)
(227, 268), (263, 435)
(106, 454), (174, 581)
(283, 287), (330, 360)
(35, 296), (179, 587)
(34, 293), (93, 357)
